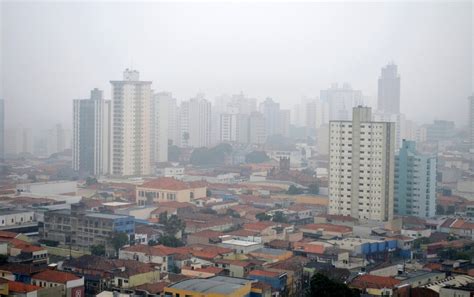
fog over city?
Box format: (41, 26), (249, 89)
(1, 1), (472, 130)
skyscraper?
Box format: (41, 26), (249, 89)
(73, 88), (112, 175)
(395, 140), (436, 218)
(320, 83), (363, 122)
(111, 69), (152, 176)
(0, 100), (4, 161)
(248, 112), (266, 145)
(469, 95), (474, 152)
(152, 92), (173, 163)
(179, 95), (211, 148)
(377, 63), (401, 114)
(328, 106), (395, 222)
(259, 98), (281, 137)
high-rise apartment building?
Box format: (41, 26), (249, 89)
(395, 140), (436, 218)
(377, 63), (400, 114)
(469, 95), (474, 151)
(72, 88), (112, 175)
(259, 98), (281, 137)
(320, 83), (363, 122)
(328, 106), (395, 222)
(248, 112), (266, 145)
(111, 69), (152, 176)
(0, 99), (3, 161)
(152, 92), (176, 163)
(179, 95), (211, 148)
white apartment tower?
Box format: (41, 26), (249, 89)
(152, 92), (177, 163)
(328, 106), (395, 222)
(73, 88), (112, 175)
(469, 95), (474, 152)
(111, 69), (152, 176)
(179, 95), (211, 148)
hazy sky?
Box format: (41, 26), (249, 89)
(1, 1), (472, 130)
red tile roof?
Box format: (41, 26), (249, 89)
(300, 223), (352, 233)
(351, 275), (401, 289)
(141, 177), (205, 191)
(32, 270), (80, 283)
(121, 244), (178, 256)
(293, 242), (325, 254)
(8, 281), (41, 293)
(249, 269), (282, 278)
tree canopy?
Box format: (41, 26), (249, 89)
(306, 273), (360, 297)
(287, 185), (303, 195)
(190, 143), (232, 166)
(110, 232), (129, 255)
(245, 151), (270, 163)
(159, 211), (186, 237)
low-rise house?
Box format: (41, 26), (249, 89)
(31, 270), (84, 297)
(249, 248), (293, 263)
(187, 230), (224, 245)
(300, 223), (352, 238)
(248, 269), (288, 294)
(180, 265), (224, 278)
(119, 244), (175, 272)
(213, 259), (263, 278)
(350, 274), (401, 296)
(219, 239), (263, 254)
(61, 255), (160, 295)
(136, 177), (207, 205)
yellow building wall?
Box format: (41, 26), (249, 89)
(0, 282), (8, 296)
(128, 271), (160, 287)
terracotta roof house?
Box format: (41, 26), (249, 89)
(136, 177), (207, 205)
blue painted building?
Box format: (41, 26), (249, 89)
(395, 140), (436, 218)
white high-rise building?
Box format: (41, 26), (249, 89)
(220, 113), (238, 143)
(0, 99), (3, 161)
(378, 63), (401, 114)
(152, 92), (175, 163)
(180, 95), (211, 148)
(279, 109), (291, 138)
(111, 69), (152, 176)
(73, 88), (112, 175)
(321, 83), (363, 122)
(469, 95), (474, 152)
(249, 112), (266, 145)
(328, 106), (395, 222)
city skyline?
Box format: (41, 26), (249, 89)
(1, 1), (472, 130)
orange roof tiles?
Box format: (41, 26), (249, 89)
(351, 275), (401, 289)
(141, 177), (205, 191)
(8, 281), (41, 293)
(249, 269), (282, 278)
(32, 270), (80, 283)
(300, 223), (352, 233)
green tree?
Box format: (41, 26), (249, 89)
(158, 235), (185, 247)
(272, 211), (288, 223)
(85, 176), (98, 186)
(436, 204), (445, 215)
(90, 244), (106, 256)
(307, 183), (320, 195)
(256, 212), (271, 221)
(446, 205), (456, 215)
(226, 208), (241, 218)
(206, 189), (212, 197)
(159, 211), (185, 237)
(287, 185), (303, 195)
(245, 151), (270, 163)
(413, 237), (430, 249)
(168, 145), (181, 162)
(110, 232), (129, 255)
(306, 273), (360, 297)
